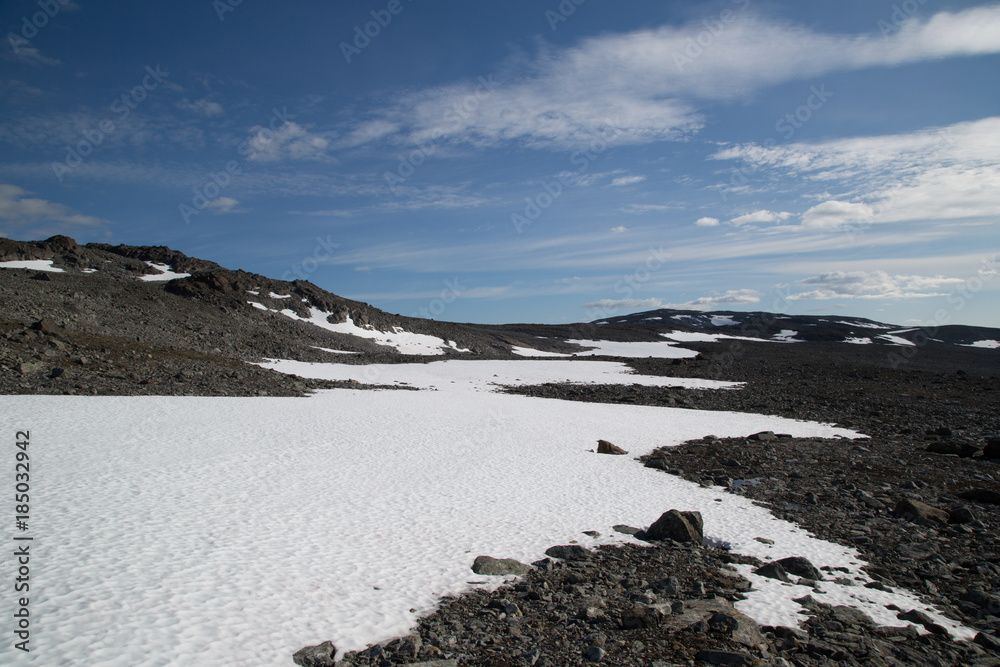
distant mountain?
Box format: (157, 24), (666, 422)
(595, 308), (1000, 349)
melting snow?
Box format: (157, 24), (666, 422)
(961, 340), (1000, 349)
(269, 292), (292, 299)
(564, 339), (698, 359)
(510, 346), (572, 358)
(279, 307), (464, 356)
(844, 337), (873, 345)
(837, 320), (892, 330)
(0, 259), (65, 272)
(711, 315), (740, 326)
(1, 360), (972, 667)
(877, 334), (916, 347)
(139, 262), (191, 282)
(771, 330), (803, 342)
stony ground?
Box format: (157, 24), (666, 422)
(4, 237), (1000, 665)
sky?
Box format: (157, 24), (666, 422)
(1, 0), (998, 327)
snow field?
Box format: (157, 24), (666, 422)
(0, 358), (973, 667)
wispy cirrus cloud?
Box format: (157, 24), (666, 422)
(666, 289), (762, 311)
(0, 183), (108, 231)
(714, 116), (1000, 230)
(787, 270), (966, 301)
(340, 6), (1000, 151)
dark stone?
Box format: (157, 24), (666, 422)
(948, 505), (976, 524)
(897, 609), (949, 635)
(775, 556), (823, 581)
(926, 440), (979, 457)
(544, 544), (591, 560)
(31, 318), (59, 335)
(830, 606), (875, 627)
(748, 431), (776, 441)
(292, 640), (337, 667)
(694, 649), (752, 666)
(975, 632), (1000, 653)
(471, 555), (531, 576)
(612, 524), (639, 535)
(585, 645), (606, 662)
(30, 272), (51, 281)
(893, 498), (950, 524)
(596, 439), (627, 455)
(753, 561), (790, 582)
(620, 605), (665, 629)
(644, 509), (703, 545)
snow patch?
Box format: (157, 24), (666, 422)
(711, 315), (739, 326)
(961, 339), (1000, 349)
(844, 337), (873, 345)
(565, 339), (698, 359)
(139, 262), (191, 282)
(0, 259), (65, 272)
(279, 307), (464, 356)
(877, 334), (916, 347)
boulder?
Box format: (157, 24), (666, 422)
(926, 440), (979, 457)
(596, 439), (627, 455)
(897, 609), (948, 635)
(893, 498), (950, 524)
(753, 561), (790, 582)
(471, 555), (531, 576)
(775, 556), (823, 581)
(544, 544), (591, 560)
(644, 510), (703, 545)
(748, 431), (776, 441)
(292, 640), (337, 667)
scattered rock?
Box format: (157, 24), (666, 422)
(471, 555), (531, 576)
(596, 439), (627, 455)
(544, 544), (591, 560)
(644, 509), (703, 545)
(959, 488), (1000, 506)
(774, 556), (823, 581)
(292, 640), (337, 667)
(893, 498), (950, 524)
(753, 561), (790, 582)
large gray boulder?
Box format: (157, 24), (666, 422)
(292, 640), (337, 667)
(471, 555), (531, 576)
(645, 510), (704, 545)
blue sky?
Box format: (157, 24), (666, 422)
(1, 0), (998, 326)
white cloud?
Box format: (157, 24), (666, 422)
(610, 175), (646, 187)
(621, 204), (674, 214)
(610, 226), (628, 233)
(787, 270), (966, 300)
(204, 197), (244, 214)
(666, 289), (762, 311)
(729, 210), (792, 226)
(247, 122), (331, 162)
(4, 38), (61, 66)
(0, 183), (107, 229)
(581, 297), (663, 312)
(714, 116), (1000, 228)
(179, 98), (224, 117)
(800, 201), (875, 229)
(695, 216), (720, 227)
(342, 6), (1000, 151)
